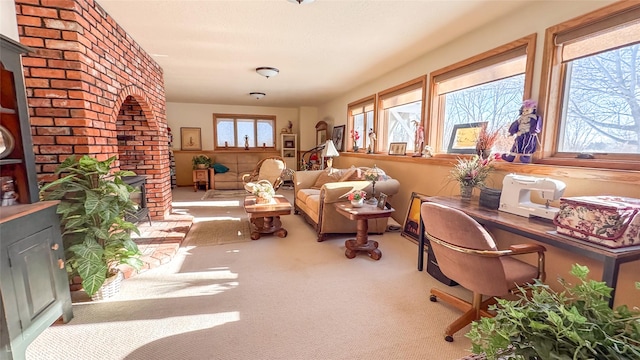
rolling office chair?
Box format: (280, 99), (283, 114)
(420, 202), (546, 342)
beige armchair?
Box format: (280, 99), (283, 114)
(420, 202), (546, 342)
(242, 156), (286, 191)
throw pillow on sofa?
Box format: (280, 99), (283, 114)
(212, 163), (229, 174)
(311, 168), (344, 189)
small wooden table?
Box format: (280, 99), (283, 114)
(243, 195), (292, 240)
(334, 202), (395, 260)
(192, 169), (209, 191)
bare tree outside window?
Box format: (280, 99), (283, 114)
(442, 74), (524, 153)
(559, 44), (640, 154)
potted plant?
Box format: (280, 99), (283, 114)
(192, 154), (211, 169)
(448, 154), (495, 200)
(40, 155), (143, 299)
(467, 264), (640, 360)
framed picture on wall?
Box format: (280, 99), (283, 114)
(332, 125), (345, 152)
(181, 127), (202, 151)
(401, 192), (429, 243)
(447, 121), (487, 154)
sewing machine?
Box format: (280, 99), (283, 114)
(499, 174), (566, 220)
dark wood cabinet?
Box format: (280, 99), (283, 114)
(0, 35), (73, 360)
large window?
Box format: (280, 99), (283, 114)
(347, 96), (375, 152)
(378, 77), (425, 154)
(213, 114), (275, 149)
(541, 2), (640, 167)
(429, 34), (536, 154)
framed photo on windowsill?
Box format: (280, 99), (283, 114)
(447, 121), (487, 154)
(388, 142), (407, 155)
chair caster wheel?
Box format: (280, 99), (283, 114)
(445, 335), (454, 342)
(429, 295), (437, 302)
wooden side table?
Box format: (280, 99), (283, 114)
(334, 203), (395, 260)
(243, 195), (292, 240)
(192, 169), (209, 191)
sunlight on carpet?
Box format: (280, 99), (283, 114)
(185, 218), (252, 246)
(201, 189), (248, 200)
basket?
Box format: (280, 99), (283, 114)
(91, 270), (124, 301)
(479, 187), (501, 210)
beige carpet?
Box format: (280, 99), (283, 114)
(185, 218), (252, 246)
(26, 187), (476, 360)
(201, 189), (248, 200)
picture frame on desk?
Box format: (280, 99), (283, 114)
(284, 140), (294, 148)
(401, 192), (428, 243)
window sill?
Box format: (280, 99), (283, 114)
(339, 152), (640, 185)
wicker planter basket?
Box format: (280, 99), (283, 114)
(91, 270), (124, 301)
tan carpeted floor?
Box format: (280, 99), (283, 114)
(201, 189), (249, 200)
(26, 187), (476, 360)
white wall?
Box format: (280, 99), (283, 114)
(166, 102), (303, 151)
(1, 0), (19, 40)
(317, 0), (616, 128)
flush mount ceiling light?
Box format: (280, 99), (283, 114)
(256, 67), (279, 78)
(250, 92), (266, 100)
(287, 0), (315, 4)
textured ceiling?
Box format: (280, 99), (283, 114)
(96, 0), (533, 107)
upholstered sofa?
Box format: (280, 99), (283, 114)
(209, 153), (271, 190)
(294, 167), (400, 241)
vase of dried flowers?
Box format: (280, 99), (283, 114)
(475, 126), (501, 159)
(449, 155), (495, 201)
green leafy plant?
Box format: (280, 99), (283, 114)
(40, 155), (143, 296)
(192, 154), (211, 169)
(467, 264), (640, 360)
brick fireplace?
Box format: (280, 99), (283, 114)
(14, 0), (171, 219)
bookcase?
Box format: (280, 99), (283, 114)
(280, 133), (298, 171)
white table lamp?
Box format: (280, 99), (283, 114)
(321, 140), (340, 169)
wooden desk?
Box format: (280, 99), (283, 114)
(418, 196), (640, 307)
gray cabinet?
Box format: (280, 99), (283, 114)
(0, 202), (73, 360)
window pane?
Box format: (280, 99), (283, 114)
(385, 101), (422, 152)
(441, 74), (524, 153)
(353, 113), (364, 148)
(365, 110), (374, 150)
(216, 119), (235, 147)
(237, 119), (255, 147)
(558, 44), (640, 154)
(256, 119), (274, 147)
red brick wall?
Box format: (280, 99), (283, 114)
(15, 0), (171, 219)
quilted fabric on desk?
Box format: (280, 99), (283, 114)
(554, 196), (640, 248)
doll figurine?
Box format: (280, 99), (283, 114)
(501, 99), (542, 163)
